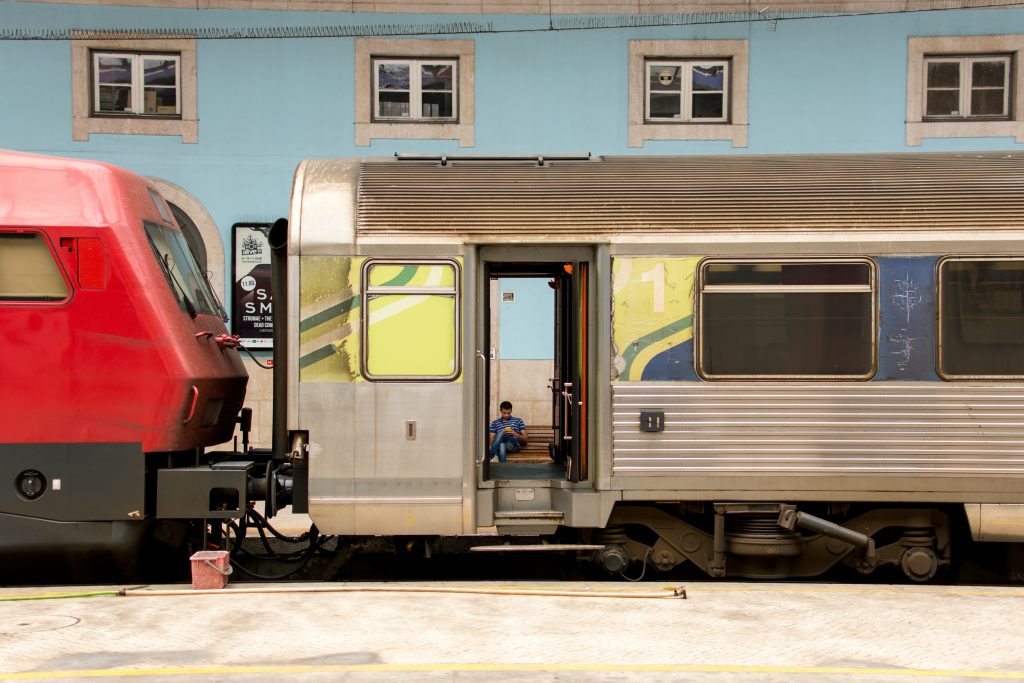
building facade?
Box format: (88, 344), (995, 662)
(3, 0), (1024, 444)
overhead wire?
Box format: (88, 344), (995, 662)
(2, 2), (1024, 41)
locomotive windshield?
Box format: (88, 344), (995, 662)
(144, 221), (220, 317)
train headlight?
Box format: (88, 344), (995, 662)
(16, 470), (46, 500)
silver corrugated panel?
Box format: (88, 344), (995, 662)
(612, 383), (1024, 476)
(357, 153), (1024, 235)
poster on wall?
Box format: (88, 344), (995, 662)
(232, 222), (274, 349)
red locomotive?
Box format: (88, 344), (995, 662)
(0, 150), (257, 579)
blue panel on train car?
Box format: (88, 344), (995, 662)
(641, 339), (699, 381)
(876, 257), (938, 381)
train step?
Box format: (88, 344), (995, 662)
(494, 510), (563, 520)
(493, 509), (564, 534)
(469, 543), (603, 552)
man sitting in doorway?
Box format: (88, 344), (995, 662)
(488, 401), (529, 463)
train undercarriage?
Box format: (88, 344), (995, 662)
(234, 500), (1024, 584)
(9, 485), (1024, 584)
(586, 502), (952, 582)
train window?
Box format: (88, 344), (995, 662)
(361, 259), (461, 381)
(697, 260), (876, 379)
(0, 233), (70, 302)
(144, 222), (220, 317)
(148, 187), (174, 225)
(939, 258), (1024, 377)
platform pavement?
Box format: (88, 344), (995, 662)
(1, 581), (1023, 682)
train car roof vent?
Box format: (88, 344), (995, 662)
(393, 153), (591, 167)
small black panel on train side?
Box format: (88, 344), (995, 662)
(640, 411), (665, 432)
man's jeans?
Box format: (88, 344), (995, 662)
(489, 431), (521, 463)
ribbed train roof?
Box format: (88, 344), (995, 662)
(355, 153), (1024, 235)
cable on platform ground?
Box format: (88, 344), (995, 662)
(118, 584), (687, 599)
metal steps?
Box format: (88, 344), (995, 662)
(493, 509), (563, 534)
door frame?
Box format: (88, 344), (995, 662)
(473, 245), (596, 484)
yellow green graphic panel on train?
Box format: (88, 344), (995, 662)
(299, 257), (462, 382)
(612, 257), (700, 381)
(299, 256), (361, 382)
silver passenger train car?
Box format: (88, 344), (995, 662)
(277, 152), (1024, 580)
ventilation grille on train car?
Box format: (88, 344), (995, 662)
(355, 153), (1024, 235)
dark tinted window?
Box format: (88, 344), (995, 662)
(939, 259), (1024, 377)
(144, 222), (219, 316)
(699, 261), (875, 378)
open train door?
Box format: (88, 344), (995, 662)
(480, 248), (590, 484)
(552, 260), (588, 482)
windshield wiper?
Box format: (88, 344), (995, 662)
(163, 254), (197, 318)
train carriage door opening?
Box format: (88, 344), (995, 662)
(482, 253), (589, 483)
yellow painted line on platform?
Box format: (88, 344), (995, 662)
(5, 664), (1024, 679)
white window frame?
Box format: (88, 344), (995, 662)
(372, 58), (458, 122)
(629, 40), (748, 148)
(923, 54), (1011, 120)
(644, 59), (730, 123)
(355, 39), (475, 147)
(907, 35), (1024, 145)
(72, 35), (197, 143)
(92, 51), (181, 117)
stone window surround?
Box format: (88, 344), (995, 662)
(907, 35), (1024, 146)
(355, 38), (475, 147)
(72, 36), (198, 143)
(628, 39), (749, 149)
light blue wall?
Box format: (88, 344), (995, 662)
(499, 278), (554, 360)
(3, 3), (1024, 312)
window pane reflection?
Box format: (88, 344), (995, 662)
(927, 61), (960, 88)
(421, 92), (452, 118)
(692, 93), (723, 118)
(692, 64), (724, 91)
(926, 90), (959, 116)
(144, 59), (176, 86)
(378, 64), (409, 89)
(649, 66), (681, 92)
(98, 85), (131, 112)
(649, 93), (681, 118)
(145, 87), (177, 113)
(98, 57), (132, 84)
(971, 89), (1005, 116)
(972, 60), (1005, 87)
(421, 64), (453, 90)
(378, 91), (410, 117)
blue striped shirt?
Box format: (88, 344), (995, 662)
(489, 416), (526, 435)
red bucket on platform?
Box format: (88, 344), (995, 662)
(189, 550), (232, 590)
